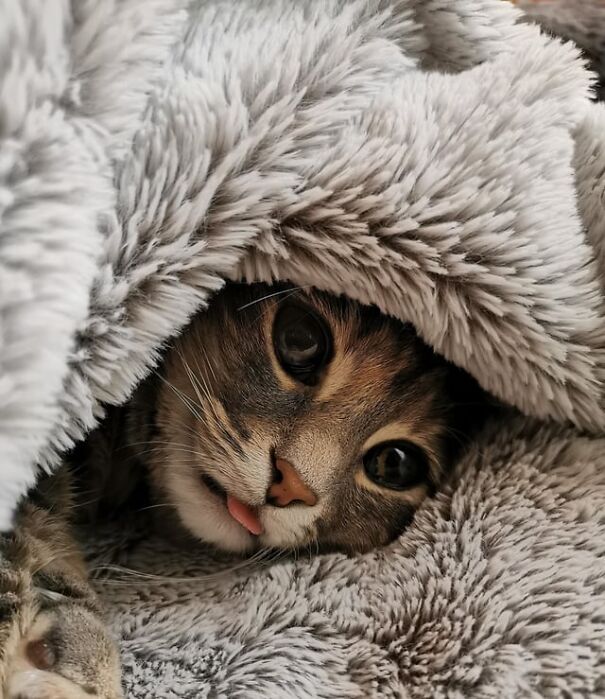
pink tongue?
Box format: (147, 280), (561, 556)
(226, 495), (263, 536)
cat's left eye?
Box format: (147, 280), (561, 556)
(363, 441), (429, 490)
(273, 303), (331, 385)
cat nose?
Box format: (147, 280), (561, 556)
(267, 458), (318, 507)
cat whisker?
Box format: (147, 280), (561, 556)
(236, 286), (309, 311)
(153, 370), (205, 422)
(130, 445), (206, 460)
(30, 546), (83, 577)
(178, 352), (224, 430)
(63, 496), (105, 512)
(90, 546), (285, 586)
(196, 337), (218, 384)
(250, 287), (310, 326)
(306, 540), (314, 563)
(135, 502), (181, 513)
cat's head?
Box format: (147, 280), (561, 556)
(149, 283), (486, 554)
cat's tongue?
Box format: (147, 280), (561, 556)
(226, 495), (263, 536)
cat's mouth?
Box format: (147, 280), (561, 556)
(199, 472), (264, 536)
(200, 472), (225, 499)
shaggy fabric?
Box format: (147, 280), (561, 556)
(89, 416), (605, 698)
(515, 0), (605, 98)
(2, 0), (605, 695)
(515, 0), (605, 63)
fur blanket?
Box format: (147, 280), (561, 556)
(2, 0), (605, 695)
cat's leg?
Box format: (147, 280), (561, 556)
(0, 469), (123, 699)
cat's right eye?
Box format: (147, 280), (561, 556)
(363, 441), (429, 490)
(273, 303), (331, 385)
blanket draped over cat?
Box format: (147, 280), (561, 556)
(2, 1), (605, 696)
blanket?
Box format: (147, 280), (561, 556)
(516, 0), (605, 99)
(2, 0), (605, 696)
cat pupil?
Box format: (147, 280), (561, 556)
(273, 303), (330, 383)
(363, 442), (427, 490)
(384, 448), (404, 477)
(283, 325), (318, 363)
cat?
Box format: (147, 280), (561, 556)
(0, 283), (488, 698)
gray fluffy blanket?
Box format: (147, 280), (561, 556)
(3, 0), (605, 696)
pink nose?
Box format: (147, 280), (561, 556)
(267, 458), (317, 507)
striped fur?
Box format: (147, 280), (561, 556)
(141, 283), (487, 553)
(0, 284), (486, 697)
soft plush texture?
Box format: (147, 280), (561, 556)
(90, 416), (605, 698)
(2, 0), (605, 695)
(516, 0), (605, 99)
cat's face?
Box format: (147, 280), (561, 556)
(149, 284), (482, 554)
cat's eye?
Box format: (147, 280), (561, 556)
(273, 303), (331, 384)
(363, 441), (429, 490)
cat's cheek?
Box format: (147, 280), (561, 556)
(161, 463), (255, 553)
(175, 491), (256, 553)
(180, 500), (256, 552)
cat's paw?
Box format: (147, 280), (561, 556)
(6, 605), (123, 699)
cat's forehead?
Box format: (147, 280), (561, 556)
(199, 283), (446, 434)
(221, 283), (424, 366)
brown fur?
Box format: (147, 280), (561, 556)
(1, 471), (122, 698)
(142, 283), (487, 553)
(0, 283), (488, 696)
